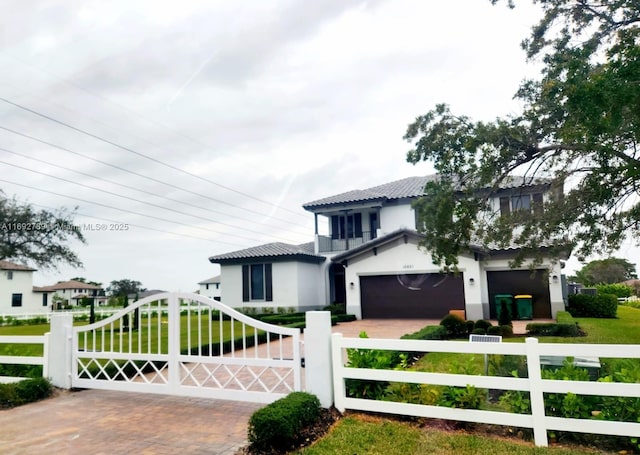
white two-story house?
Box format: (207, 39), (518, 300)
(0, 260), (49, 314)
(208, 175), (568, 320)
(198, 275), (222, 301)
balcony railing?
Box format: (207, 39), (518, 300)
(317, 231), (376, 253)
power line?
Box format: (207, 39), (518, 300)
(0, 124), (310, 230)
(0, 96), (308, 219)
(0, 146), (309, 242)
(0, 158), (299, 244)
(0, 177), (273, 245)
(29, 202), (244, 247)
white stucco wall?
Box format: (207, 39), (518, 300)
(199, 282), (221, 300)
(219, 261), (324, 312)
(342, 238), (484, 320)
(0, 270), (47, 315)
(378, 203), (416, 234)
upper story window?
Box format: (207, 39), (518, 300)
(7, 271), (13, 280)
(331, 213), (362, 239)
(500, 193), (543, 216)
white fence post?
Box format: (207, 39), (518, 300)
(48, 313), (73, 389)
(525, 337), (548, 447)
(331, 333), (346, 412)
(304, 311), (333, 408)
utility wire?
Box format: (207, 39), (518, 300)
(0, 159), (298, 244)
(30, 202), (244, 247)
(0, 177), (269, 244)
(0, 124), (310, 230)
(0, 96), (308, 219)
(0, 147), (309, 241)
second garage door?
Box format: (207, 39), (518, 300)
(360, 273), (465, 319)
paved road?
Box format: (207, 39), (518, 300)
(0, 318), (534, 454)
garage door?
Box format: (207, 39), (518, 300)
(360, 273), (465, 319)
(486, 270), (551, 319)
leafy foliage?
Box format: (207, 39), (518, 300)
(575, 258), (637, 286)
(404, 1), (640, 268)
(567, 293), (618, 318)
(247, 392), (321, 452)
(596, 283), (634, 298)
(107, 279), (145, 297)
(439, 314), (469, 338)
(0, 377), (52, 409)
(345, 331), (400, 399)
(0, 193), (85, 270)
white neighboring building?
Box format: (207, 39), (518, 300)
(209, 175), (569, 320)
(0, 260), (48, 315)
(198, 275), (221, 301)
(37, 280), (106, 309)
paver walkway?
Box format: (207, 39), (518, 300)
(0, 318), (541, 454)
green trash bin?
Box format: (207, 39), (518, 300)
(494, 294), (513, 321)
(514, 294), (533, 320)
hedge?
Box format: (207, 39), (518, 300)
(247, 392), (321, 451)
(526, 311), (580, 337)
(567, 293), (618, 318)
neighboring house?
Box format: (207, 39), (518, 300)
(198, 275), (222, 301)
(209, 175), (569, 320)
(37, 280), (107, 309)
(0, 260), (48, 314)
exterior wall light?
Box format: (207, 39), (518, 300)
(469, 278), (475, 284)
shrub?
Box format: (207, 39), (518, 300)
(595, 283), (633, 299)
(345, 332), (399, 399)
(525, 322), (579, 337)
(500, 325), (513, 337)
(439, 314), (468, 338)
(439, 384), (485, 409)
(568, 293), (618, 318)
(247, 392), (321, 451)
(471, 327), (486, 335)
(401, 325), (447, 341)
(487, 325), (502, 336)
(323, 303), (346, 315)
(0, 377), (52, 409)
(473, 319), (492, 331)
(465, 320), (475, 335)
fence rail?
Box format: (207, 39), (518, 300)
(331, 334), (640, 447)
(0, 334), (49, 383)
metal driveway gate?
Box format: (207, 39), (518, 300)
(71, 292), (301, 403)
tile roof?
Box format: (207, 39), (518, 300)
(0, 260), (36, 271)
(208, 242), (324, 263)
(198, 275), (221, 285)
(302, 174), (553, 211)
(303, 176), (434, 209)
(41, 280), (103, 291)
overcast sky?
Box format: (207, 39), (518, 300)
(2, 0), (635, 291)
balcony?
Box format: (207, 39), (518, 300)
(317, 231), (376, 253)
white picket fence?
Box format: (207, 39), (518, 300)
(331, 334), (640, 447)
(0, 334), (49, 383)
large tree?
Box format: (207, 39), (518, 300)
(107, 279), (145, 297)
(574, 257), (637, 286)
(0, 192), (85, 269)
(404, 1), (640, 269)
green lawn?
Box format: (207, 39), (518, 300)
(297, 416), (614, 455)
(0, 315), (253, 357)
(414, 305), (640, 375)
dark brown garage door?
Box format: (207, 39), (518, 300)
(486, 270), (551, 319)
(360, 273), (465, 319)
